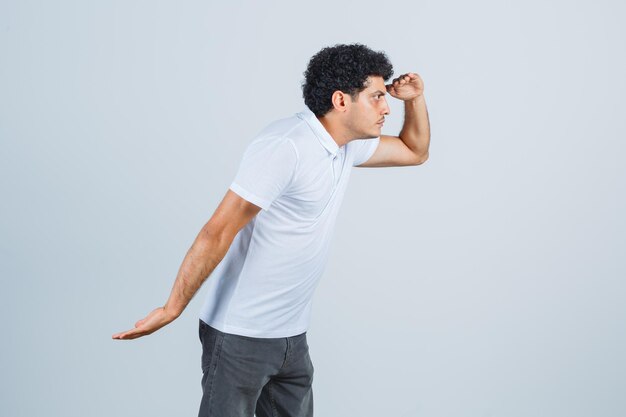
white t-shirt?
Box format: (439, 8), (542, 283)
(199, 107), (379, 337)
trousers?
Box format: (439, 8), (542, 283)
(198, 319), (315, 417)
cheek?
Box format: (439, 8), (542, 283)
(362, 101), (378, 114)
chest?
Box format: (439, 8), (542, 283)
(282, 148), (351, 220)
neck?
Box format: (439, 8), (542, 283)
(317, 115), (352, 148)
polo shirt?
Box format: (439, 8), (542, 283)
(199, 107), (379, 337)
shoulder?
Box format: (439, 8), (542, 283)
(347, 137), (380, 166)
(255, 113), (306, 142)
(243, 115), (304, 155)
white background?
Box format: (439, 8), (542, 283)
(1, 1), (624, 416)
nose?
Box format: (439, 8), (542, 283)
(382, 97), (390, 115)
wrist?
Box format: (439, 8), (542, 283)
(405, 95), (425, 105)
(163, 304), (182, 321)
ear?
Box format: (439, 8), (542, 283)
(330, 90), (350, 113)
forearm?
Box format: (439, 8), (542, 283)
(399, 95), (430, 161)
(163, 225), (233, 318)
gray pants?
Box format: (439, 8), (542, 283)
(198, 319), (314, 417)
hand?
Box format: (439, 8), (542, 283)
(386, 72), (424, 101)
(112, 307), (177, 340)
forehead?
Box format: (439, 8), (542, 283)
(362, 76), (386, 92)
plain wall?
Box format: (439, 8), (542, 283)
(1, 1), (625, 416)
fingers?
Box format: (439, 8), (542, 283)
(112, 317), (149, 340)
(386, 74), (410, 98)
(112, 324), (152, 340)
(112, 328), (146, 340)
(391, 73), (417, 86)
(112, 329), (132, 339)
(112, 308), (171, 340)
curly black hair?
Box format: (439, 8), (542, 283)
(302, 43), (394, 117)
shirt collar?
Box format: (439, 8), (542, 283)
(296, 107), (340, 157)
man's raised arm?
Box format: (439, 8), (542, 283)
(392, 73), (430, 163)
(356, 72), (431, 168)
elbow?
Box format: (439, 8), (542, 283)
(413, 152), (429, 165)
(201, 221), (235, 250)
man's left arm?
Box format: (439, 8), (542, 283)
(357, 73), (431, 167)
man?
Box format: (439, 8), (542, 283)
(113, 43), (430, 417)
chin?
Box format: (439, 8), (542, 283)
(360, 131), (380, 139)
(352, 127), (380, 140)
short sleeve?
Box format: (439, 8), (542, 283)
(350, 137), (380, 166)
(229, 138), (298, 210)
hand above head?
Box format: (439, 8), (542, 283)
(112, 306), (178, 340)
(386, 72), (424, 101)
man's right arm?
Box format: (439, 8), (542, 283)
(112, 189), (261, 340)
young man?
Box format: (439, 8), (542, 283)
(113, 43), (430, 417)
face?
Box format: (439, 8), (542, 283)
(345, 76), (390, 139)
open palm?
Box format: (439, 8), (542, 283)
(112, 307), (174, 340)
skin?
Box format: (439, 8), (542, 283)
(319, 72), (430, 167)
(111, 190), (262, 340)
(112, 71), (430, 340)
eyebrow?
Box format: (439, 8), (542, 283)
(370, 90), (386, 96)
